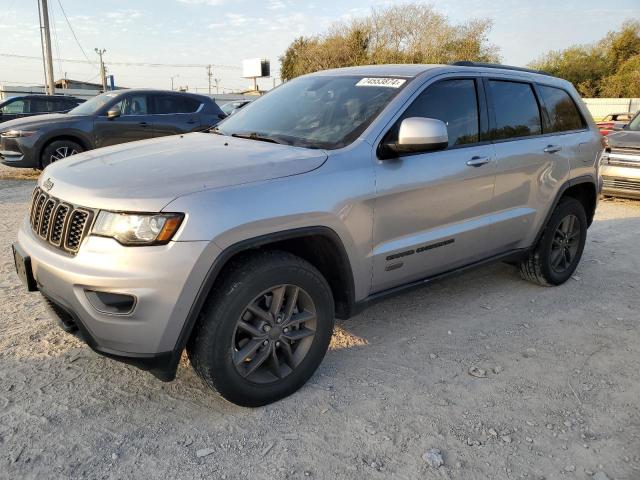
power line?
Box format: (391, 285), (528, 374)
(0, 52), (241, 70)
(56, 0), (98, 68)
(48, 2), (64, 78)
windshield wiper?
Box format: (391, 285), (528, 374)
(231, 132), (286, 145)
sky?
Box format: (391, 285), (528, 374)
(0, 0), (638, 93)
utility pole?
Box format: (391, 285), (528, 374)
(95, 48), (107, 91)
(214, 78), (220, 94)
(206, 65), (213, 95)
(39, 0), (55, 95)
(170, 74), (179, 90)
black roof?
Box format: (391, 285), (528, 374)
(5, 94), (84, 100)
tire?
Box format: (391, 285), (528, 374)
(519, 197), (587, 286)
(40, 140), (84, 169)
(187, 250), (335, 407)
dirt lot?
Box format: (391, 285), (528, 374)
(0, 165), (638, 480)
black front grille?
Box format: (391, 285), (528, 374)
(29, 187), (94, 254)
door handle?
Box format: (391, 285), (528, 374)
(186, 119), (196, 125)
(138, 121), (148, 127)
(544, 145), (562, 153)
(466, 156), (490, 167)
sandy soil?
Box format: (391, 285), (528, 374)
(0, 166), (638, 479)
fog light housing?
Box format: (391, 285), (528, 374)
(85, 290), (136, 315)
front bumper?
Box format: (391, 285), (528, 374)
(0, 135), (38, 168)
(16, 217), (215, 379)
(601, 163), (640, 200)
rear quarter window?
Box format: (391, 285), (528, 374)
(537, 85), (585, 132)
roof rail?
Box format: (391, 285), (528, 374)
(450, 61), (552, 77)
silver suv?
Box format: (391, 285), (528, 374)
(13, 63), (603, 406)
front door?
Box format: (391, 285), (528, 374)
(372, 77), (497, 293)
(93, 93), (153, 148)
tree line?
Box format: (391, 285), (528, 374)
(530, 21), (640, 97)
(279, 4), (640, 98)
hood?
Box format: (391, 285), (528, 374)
(41, 132), (328, 211)
(608, 130), (640, 148)
(0, 113), (88, 131)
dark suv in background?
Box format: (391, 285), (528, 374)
(0, 94), (84, 123)
(0, 89), (225, 169)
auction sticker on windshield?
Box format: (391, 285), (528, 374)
(356, 78), (406, 88)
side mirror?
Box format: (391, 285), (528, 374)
(622, 123), (629, 130)
(380, 117), (448, 159)
(106, 107), (121, 120)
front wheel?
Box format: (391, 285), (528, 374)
(187, 250), (335, 407)
(41, 140), (83, 169)
(519, 197), (587, 286)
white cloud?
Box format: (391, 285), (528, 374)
(177, 0), (225, 5)
(267, 0), (287, 10)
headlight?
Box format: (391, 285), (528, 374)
(1, 129), (37, 138)
(91, 211), (184, 246)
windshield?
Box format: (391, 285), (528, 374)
(216, 75), (408, 149)
(68, 92), (120, 115)
(628, 112), (640, 131)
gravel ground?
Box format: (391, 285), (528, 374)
(1, 165), (639, 479)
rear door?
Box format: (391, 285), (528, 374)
(485, 79), (571, 254)
(372, 76), (497, 292)
(149, 94), (202, 137)
(93, 93), (154, 148)
(535, 84), (598, 182)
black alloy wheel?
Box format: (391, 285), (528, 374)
(232, 284), (317, 383)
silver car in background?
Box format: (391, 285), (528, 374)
(601, 111), (640, 199)
(13, 63), (602, 406)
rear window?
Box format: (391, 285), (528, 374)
(152, 95), (201, 114)
(537, 85), (584, 132)
(489, 80), (542, 140)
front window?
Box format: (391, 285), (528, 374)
(68, 92), (120, 115)
(216, 75), (409, 149)
(0, 99), (27, 114)
(112, 95), (149, 115)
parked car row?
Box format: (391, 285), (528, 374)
(0, 89), (225, 169)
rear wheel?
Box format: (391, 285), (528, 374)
(519, 197), (587, 286)
(187, 250), (335, 407)
(41, 140), (83, 168)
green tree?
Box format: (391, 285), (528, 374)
(530, 20), (640, 97)
(279, 3), (499, 81)
(600, 55), (640, 97)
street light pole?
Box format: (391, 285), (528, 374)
(170, 74), (179, 90)
(95, 48), (107, 92)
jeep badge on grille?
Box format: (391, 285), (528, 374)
(42, 178), (54, 191)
